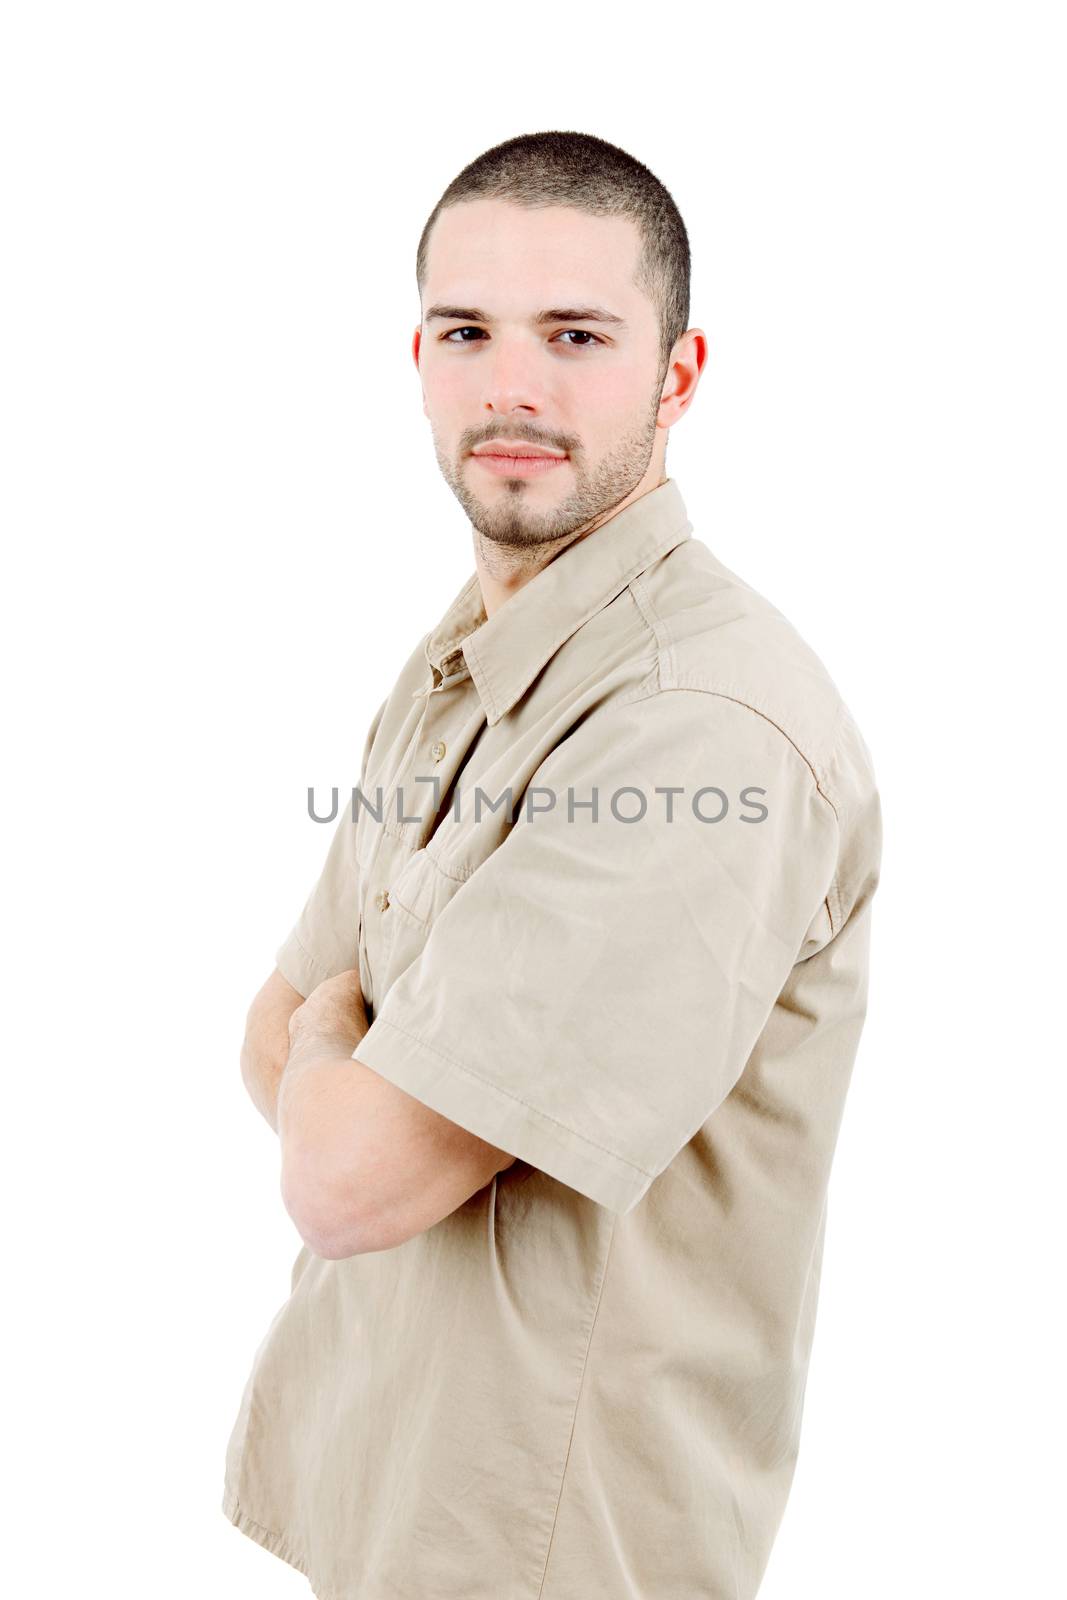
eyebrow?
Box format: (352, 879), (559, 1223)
(424, 303), (627, 329)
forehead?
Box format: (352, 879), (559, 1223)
(423, 198), (647, 315)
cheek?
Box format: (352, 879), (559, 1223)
(564, 361), (651, 438)
(421, 359), (472, 431)
(426, 346), (486, 398)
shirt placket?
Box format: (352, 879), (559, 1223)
(382, 647), (479, 866)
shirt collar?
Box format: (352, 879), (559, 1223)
(420, 477), (693, 727)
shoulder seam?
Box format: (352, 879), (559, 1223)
(627, 572), (672, 690)
(637, 681), (840, 817)
(630, 681), (844, 937)
(625, 573), (843, 806)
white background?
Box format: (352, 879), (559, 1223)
(3, 3), (1063, 1595)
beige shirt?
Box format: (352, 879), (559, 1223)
(222, 477), (882, 1599)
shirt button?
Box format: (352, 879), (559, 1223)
(430, 740), (446, 762)
(374, 889), (390, 911)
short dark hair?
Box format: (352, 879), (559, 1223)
(416, 130), (690, 376)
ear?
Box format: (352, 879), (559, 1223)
(657, 328), (709, 427)
(411, 325), (428, 417)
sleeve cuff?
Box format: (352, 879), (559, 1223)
(274, 931), (331, 1000)
(352, 1013), (653, 1216)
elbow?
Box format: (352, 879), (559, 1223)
(279, 1154), (371, 1261)
(238, 1026), (257, 1100)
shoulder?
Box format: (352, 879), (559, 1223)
(635, 538), (878, 802)
(630, 538), (883, 926)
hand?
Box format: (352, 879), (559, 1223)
(287, 969), (369, 1058)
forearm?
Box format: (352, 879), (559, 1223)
(240, 970), (306, 1133)
(241, 1034), (286, 1133)
(240, 1030), (290, 1134)
(277, 1025), (367, 1170)
(277, 1023), (370, 1246)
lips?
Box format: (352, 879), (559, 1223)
(471, 448), (569, 478)
(471, 444), (567, 460)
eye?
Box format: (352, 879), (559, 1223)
(441, 326), (487, 344)
(554, 329), (602, 347)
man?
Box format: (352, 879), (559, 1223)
(222, 130), (882, 1600)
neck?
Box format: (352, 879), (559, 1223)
(473, 467), (668, 620)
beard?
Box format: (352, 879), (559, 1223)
(431, 382), (663, 551)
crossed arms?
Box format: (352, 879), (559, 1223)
(240, 967), (516, 1261)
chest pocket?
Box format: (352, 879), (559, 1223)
(377, 844), (466, 1001)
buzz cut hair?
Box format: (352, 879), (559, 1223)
(416, 130), (691, 377)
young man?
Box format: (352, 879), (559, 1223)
(222, 131), (882, 1599)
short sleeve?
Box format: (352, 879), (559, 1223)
(353, 688), (840, 1214)
(275, 694), (388, 997)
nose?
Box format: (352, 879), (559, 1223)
(480, 336), (546, 417)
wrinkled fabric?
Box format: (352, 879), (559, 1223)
(222, 477), (882, 1599)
